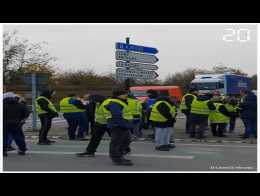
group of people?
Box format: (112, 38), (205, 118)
(180, 88), (257, 139)
(3, 87), (257, 166)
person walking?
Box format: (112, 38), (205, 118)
(103, 89), (133, 166)
(3, 92), (30, 156)
(60, 93), (88, 140)
(237, 89), (257, 139)
(149, 96), (177, 151)
(188, 93), (215, 139)
(180, 88), (198, 134)
(209, 96), (231, 137)
(35, 90), (58, 145)
(76, 96), (111, 157)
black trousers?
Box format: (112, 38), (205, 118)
(210, 123), (227, 136)
(39, 115), (53, 142)
(3, 122), (27, 152)
(109, 126), (131, 162)
(86, 123), (111, 153)
(189, 118), (208, 138)
(185, 113), (191, 133)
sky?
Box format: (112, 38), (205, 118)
(4, 24), (257, 80)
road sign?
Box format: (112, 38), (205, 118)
(116, 61), (158, 70)
(116, 68), (158, 80)
(21, 73), (49, 85)
(116, 42), (158, 54)
(116, 50), (159, 64)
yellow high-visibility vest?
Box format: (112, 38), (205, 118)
(149, 101), (177, 122)
(35, 96), (57, 114)
(102, 98), (133, 121)
(59, 97), (86, 113)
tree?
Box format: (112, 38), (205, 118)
(211, 65), (247, 75)
(3, 30), (57, 84)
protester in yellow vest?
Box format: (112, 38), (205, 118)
(76, 96), (111, 157)
(223, 96), (239, 133)
(127, 95), (143, 140)
(180, 88), (198, 134)
(59, 93), (87, 141)
(150, 96), (177, 151)
(101, 89), (133, 166)
(209, 96), (231, 137)
(35, 90), (58, 145)
(188, 93), (215, 139)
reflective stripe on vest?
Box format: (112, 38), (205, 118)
(190, 98), (210, 115)
(35, 96), (57, 114)
(103, 98), (133, 121)
(180, 93), (196, 110)
(127, 98), (142, 116)
(209, 103), (230, 123)
(95, 102), (107, 125)
(149, 101), (177, 122)
(59, 97), (86, 113)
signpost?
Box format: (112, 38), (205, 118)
(116, 61), (158, 70)
(115, 38), (159, 88)
(21, 73), (49, 131)
(116, 42), (159, 54)
(116, 50), (159, 64)
(116, 68), (158, 80)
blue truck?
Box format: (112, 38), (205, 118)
(191, 74), (251, 95)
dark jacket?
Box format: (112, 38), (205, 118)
(37, 90), (58, 118)
(151, 97), (176, 128)
(189, 95), (216, 121)
(238, 92), (257, 119)
(105, 97), (132, 129)
(3, 97), (30, 125)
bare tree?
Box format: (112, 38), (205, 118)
(3, 30), (57, 84)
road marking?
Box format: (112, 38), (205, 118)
(11, 151), (194, 160)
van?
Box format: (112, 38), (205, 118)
(129, 86), (182, 102)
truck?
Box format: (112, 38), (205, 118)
(190, 73), (251, 96)
(129, 86), (183, 102)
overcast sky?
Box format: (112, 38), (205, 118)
(4, 24), (257, 80)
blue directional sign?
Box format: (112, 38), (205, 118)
(116, 42), (158, 54)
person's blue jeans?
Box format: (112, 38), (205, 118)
(242, 118), (257, 137)
(63, 112), (87, 139)
(155, 127), (173, 146)
(3, 122), (27, 152)
(132, 119), (142, 137)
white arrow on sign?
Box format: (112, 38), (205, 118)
(116, 50), (159, 64)
(116, 68), (158, 80)
(116, 61), (158, 70)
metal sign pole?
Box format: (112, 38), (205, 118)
(32, 73), (37, 131)
(125, 37), (130, 91)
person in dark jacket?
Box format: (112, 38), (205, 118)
(188, 93), (216, 139)
(149, 96), (177, 151)
(36, 90), (58, 145)
(180, 88), (198, 134)
(104, 89), (133, 166)
(3, 92), (30, 157)
(238, 89), (257, 139)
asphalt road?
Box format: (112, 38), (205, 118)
(3, 139), (257, 172)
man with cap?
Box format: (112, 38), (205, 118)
(3, 92), (30, 156)
(35, 90), (58, 145)
(102, 89), (133, 166)
(180, 88), (198, 134)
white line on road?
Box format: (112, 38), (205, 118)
(14, 151), (194, 160)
